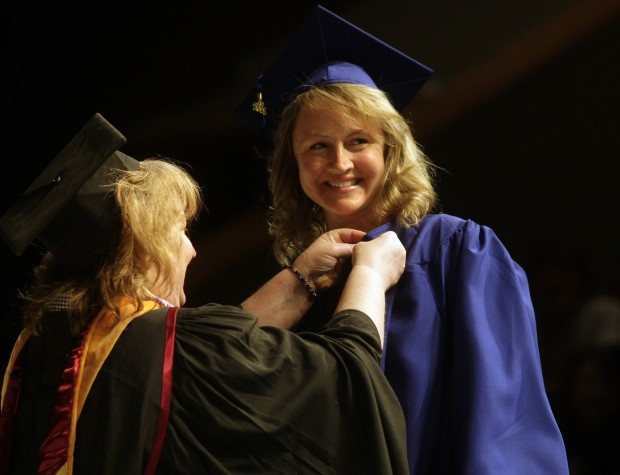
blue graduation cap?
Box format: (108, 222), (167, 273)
(0, 113), (140, 273)
(235, 4), (433, 129)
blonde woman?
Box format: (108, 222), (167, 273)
(237, 6), (569, 474)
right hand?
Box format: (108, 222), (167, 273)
(351, 231), (405, 291)
(293, 228), (366, 291)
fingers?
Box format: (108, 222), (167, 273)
(323, 228), (366, 244)
(352, 231), (405, 290)
(294, 229), (366, 293)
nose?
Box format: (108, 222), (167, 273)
(330, 144), (353, 172)
(185, 234), (197, 260)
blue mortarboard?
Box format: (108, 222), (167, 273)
(235, 4), (433, 129)
(0, 113), (140, 273)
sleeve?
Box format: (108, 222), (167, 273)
(445, 221), (569, 474)
(160, 304), (409, 475)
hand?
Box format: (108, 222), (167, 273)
(293, 228), (366, 292)
(351, 231), (405, 291)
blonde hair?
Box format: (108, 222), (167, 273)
(268, 82), (437, 265)
(22, 158), (203, 334)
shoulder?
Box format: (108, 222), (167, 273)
(369, 214), (512, 266)
(175, 303), (258, 335)
(368, 214), (484, 254)
(368, 213), (473, 243)
(412, 213), (506, 247)
(179, 303), (255, 320)
(414, 213), (470, 238)
(124, 304), (255, 334)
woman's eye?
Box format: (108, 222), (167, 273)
(310, 142), (327, 150)
(351, 138), (368, 145)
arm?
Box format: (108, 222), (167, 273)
(336, 231), (405, 347)
(447, 222), (569, 473)
(241, 228), (366, 328)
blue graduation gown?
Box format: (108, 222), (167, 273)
(296, 213), (569, 474)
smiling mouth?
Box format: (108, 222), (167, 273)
(326, 179), (360, 188)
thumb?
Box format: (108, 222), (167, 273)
(331, 242), (356, 260)
(328, 228), (366, 244)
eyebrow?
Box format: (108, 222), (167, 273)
(298, 126), (371, 139)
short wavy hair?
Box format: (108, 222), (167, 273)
(23, 158), (203, 334)
(268, 82), (437, 265)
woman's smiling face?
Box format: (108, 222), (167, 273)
(292, 103), (386, 232)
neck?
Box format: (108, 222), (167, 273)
(325, 214), (385, 233)
(144, 288), (175, 307)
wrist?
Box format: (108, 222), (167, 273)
(290, 255), (318, 289)
(350, 264), (389, 292)
(285, 264), (318, 299)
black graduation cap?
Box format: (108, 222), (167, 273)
(0, 113), (140, 274)
(235, 4), (433, 129)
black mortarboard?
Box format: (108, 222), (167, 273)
(0, 113), (140, 273)
(235, 4), (433, 129)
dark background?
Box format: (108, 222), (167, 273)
(2, 1), (620, 471)
(3, 1), (618, 302)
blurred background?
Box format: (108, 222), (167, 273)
(2, 1), (619, 472)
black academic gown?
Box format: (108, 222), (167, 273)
(7, 304), (408, 474)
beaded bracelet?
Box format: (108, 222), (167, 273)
(286, 265), (318, 299)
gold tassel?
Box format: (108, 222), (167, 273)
(252, 92), (267, 116)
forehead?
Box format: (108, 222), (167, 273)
(295, 102), (382, 134)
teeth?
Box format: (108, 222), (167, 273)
(327, 179), (358, 188)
